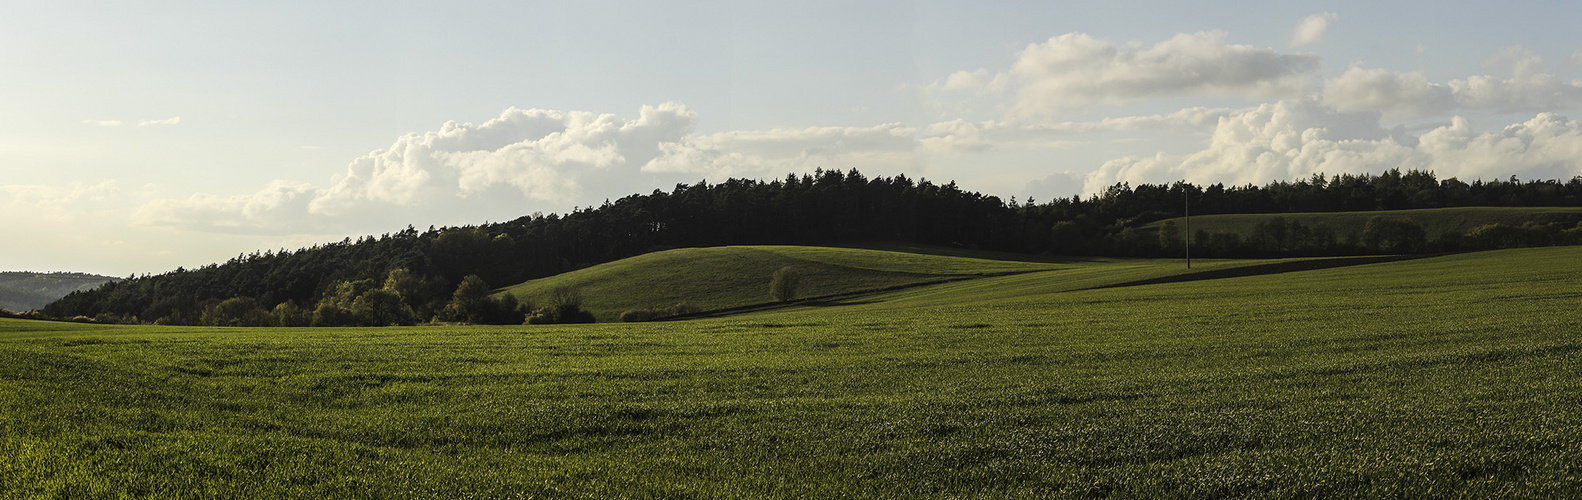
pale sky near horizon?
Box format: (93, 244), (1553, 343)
(5, 1), (1582, 276)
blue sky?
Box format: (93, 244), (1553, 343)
(5, 1), (1582, 275)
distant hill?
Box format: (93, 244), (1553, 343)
(0, 272), (118, 312)
(497, 245), (1061, 322)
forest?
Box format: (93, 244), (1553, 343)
(35, 168), (1582, 326)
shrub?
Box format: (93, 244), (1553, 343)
(769, 266), (800, 302)
(527, 287), (595, 324)
(619, 302), (702, 322)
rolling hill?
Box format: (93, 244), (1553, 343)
(495, 245), (1067, 322)
(0, 272), (118, 312)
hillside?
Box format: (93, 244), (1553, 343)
(5, 247), (1580, 496)
(1144, 206), (1582, 239)
(496, 245), (1064, 322)
(0, 272), (117, 312)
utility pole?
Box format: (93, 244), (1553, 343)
(1185, 186), (1191, 269)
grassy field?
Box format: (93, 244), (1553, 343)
(1144, 206), (1582, 238)
(496, 245), (1065, 322)
(4, 247), (1581, 497)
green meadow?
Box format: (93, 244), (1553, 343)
(498, 245), (1066, 322)
(1145, 206), (1582, 238)
(4, 246), (1582, 497)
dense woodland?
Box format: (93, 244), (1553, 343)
(36, 168), (1582, 326)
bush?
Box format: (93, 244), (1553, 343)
(431, 275), (530, 325)
(619, 302), (702, 322)
(527, 288), (595, 324)
(769, 266), (800, 302)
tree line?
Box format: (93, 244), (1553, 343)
(40, 168), (1582, 325)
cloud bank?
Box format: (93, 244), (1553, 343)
(1083, 99), (1582, 194)
(132, 104), (934, 234)
(121, 33), (1582, 239)
(1323, 48), (1582, 116)
(929, 31), (1320, 118)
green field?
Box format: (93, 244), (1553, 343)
(1145, 206), (1582, 238)
(4, 247), (1582, 497)
(497, 245), (1066, 322)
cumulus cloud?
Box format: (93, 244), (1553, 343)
(1289, 13), (1337, 48)
(131, 104), (702, 232)
(942, 69), (992, 91)
(303, 102), (699, 217)
(928, 31), (1319, 118)
(1082, 99), (1582, 195)
(133, 104), (938, 234)
(1324, 49), (1582, 116)
(1322, 67), (1455, 116)
(919, 106), (1244, 155)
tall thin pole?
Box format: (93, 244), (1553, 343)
(1185, 187), (1191, 269)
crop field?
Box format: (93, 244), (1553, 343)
(1144, 206), (1582, 239)
(498, 245), (1069, 321)
(4, 247), (1582, 497)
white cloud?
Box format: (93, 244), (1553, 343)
(84, 120), (122, 127)
(1322, 67), (1454, 116)
(1289, 13), (1338, 48)
(1082, 99), (1582, 195)
(1325, 49), (1582, 116)
(980, 31), (1319, 116)
(137, 116), (181, 126)
(942, 69), (990, 91)
(132, 104), (937, 235)
(918, 106), (1244, 155)
(306, 103), (696, 216)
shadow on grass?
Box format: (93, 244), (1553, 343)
(1089, 254), (1447, 290)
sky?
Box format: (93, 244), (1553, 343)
(5, 1), (1582, 276)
